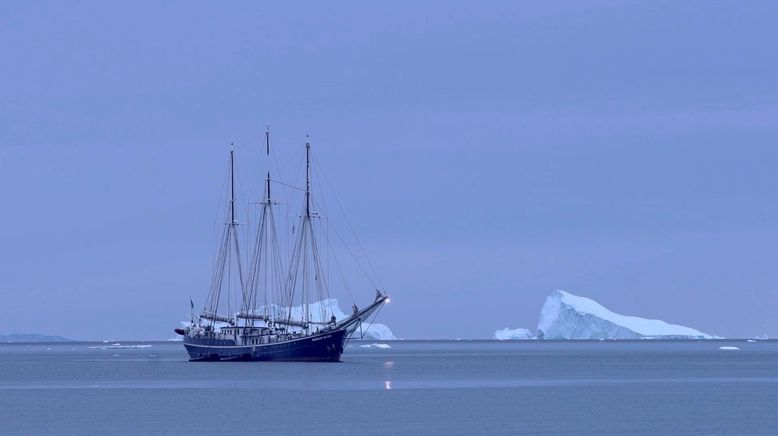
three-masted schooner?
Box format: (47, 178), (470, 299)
(175, 134), (389, 362)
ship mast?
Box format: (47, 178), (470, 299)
(227, 149), (244, 302)
(239, 129), (288, 327)
(230, 149), (236, 225)
(201, 148), (245, 326)
(282, 137), (332, 329)
(303, 138), (311, 325)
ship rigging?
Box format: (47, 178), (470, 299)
(176, 131), (389, 362)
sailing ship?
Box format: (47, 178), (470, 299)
(175, 134), (389, 362)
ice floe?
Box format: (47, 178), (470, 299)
(89, 343), (152, 350)
(360, 343), (391, 349)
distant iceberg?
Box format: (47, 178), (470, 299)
(537, 290), (719, 340)
(494, 327), (533, 340)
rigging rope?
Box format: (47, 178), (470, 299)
(313, 159), (386, 290)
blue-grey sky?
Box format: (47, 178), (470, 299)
(1, 1), (777, 340)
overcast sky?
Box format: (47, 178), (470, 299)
(1, 1), (777, 340)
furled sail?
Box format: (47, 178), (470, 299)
(235, 312), (270, 321)
(272, 319), (309, 328)
(200, 311), (235, 325)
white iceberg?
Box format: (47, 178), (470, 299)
(260, 298), (348, 323)
(193, 298), (397, 340)
(719, 346), (740, 351)
(260, 298), (396, 340)
(349, 323), (396, 340)
(494, 327), (534, 340)
(537, 290), (719, 340)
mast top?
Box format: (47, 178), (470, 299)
(265, 127), (270, 155)
(264, 171), (272, 204)
(229, 149), (236, 225)
(305, 137), (311, 217)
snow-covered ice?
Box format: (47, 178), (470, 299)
(537, 290), (719, 340)
(350, 323), (396, 340)
(494, 327), (534, 340)
(244, 298), (397, 340)
(187, 298), (396, 340)
(279, 298), (395, 340)
(719, 346), (740, 351)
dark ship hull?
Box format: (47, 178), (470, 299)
(184, 328), (348, 362)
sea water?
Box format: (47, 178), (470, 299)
(1, 340), (777, 435)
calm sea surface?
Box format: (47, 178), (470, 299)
(1, 340), (777, 435)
